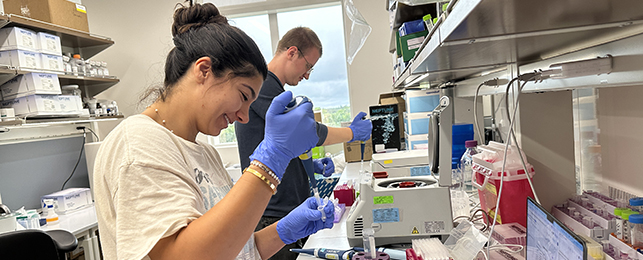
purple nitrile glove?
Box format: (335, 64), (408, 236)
(348, 111), (372, 143)
(276, 197), (335, 244)
(313, 157), (335, 177)
(250, 91), (319, 180)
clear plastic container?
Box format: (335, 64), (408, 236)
(621, 210), (639, 244)
(459, 140), (479, 192)
(629, 214), (643, 248)
(102, 61), (109, 76)
(614, 207), (626, 240)
(630, 197), (643, 213)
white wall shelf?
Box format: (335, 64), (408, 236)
(393, 0), (643, 90)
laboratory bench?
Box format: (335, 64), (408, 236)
(42, 205), (101, 260)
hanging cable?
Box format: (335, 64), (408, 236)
(85, 127), (100, 141)
(486, 74), (537, 257)
(61, 128), (87, 190)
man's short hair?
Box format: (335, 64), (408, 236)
(276, 27), (322, 57)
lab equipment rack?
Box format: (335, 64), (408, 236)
(388, 0), (643, 210)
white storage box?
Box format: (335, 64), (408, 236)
(0, 49), (42, 69)
(0, 27), (38, 51)
(1, 73), (61, 100)
(40, 53), (64, 72)
(405, 133), (428, 150)
(404, 112), (431, 135)
(57, 95), (83, 113)
(0, 94), (80, 117)
(41, 188), (93, 214)
(37, 32), (62, 55)
(405, 89), (440, 113)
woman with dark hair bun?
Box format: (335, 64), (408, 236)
(92, 3), (334, 260)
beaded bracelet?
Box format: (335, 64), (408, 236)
(245, 167), (277, 195)
(251, 160), (281, 184)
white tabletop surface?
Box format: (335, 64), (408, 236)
(42, 205), (98, 236)
(297, 162), (363, 259)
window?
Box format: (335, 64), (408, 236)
(229, 14), (273, 62)
(207, 2), (351, 145)
(277, 5), (351, 127)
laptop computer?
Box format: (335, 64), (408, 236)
(526, 197), (587, 260)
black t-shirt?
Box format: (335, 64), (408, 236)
(235, 71), (328, 218)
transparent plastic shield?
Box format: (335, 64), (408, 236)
(344, 0), (372, 64)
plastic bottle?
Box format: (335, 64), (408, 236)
(622, 210), (639, 244)
(73, 54), (86, 76)
(70, 54), (80, 76)
(459, 140), (479, 192)
(615, 208), (626, 239)
(630, 197), (643, 213)
(629, 214), (643, 248)
(102, 61), (109, 76)
(43, 199), (59, 228)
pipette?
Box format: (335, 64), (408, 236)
(284, 94), (327, 221)
(301, 150), (326, 222)
(360, 141), (366, 173)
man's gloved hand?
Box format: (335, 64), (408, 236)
(250, 91), (318, 180)
(313, 157), (335, 177)
(276, 197), (334, 244)
(348, 111), (373, 143)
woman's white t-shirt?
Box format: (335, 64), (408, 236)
(93, 114), (260, 260)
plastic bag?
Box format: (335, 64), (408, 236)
(344, 0), (372, 64)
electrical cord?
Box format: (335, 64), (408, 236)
(503, 75), (541, 204)
(474, 78), (509, 144)
(473, 82), (485, 142)
(86, 127), (100, 141)
(486, 74), (534, 257)
(61, 128), (87, 190)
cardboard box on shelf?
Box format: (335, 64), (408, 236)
(0, 27), (39, 51)
(3, 0), (90, 32)
(0, 49), (42, 69)
(40, 53), (64, 72)
(37, 32), (62, 55)
(396, 29), (428, 62)
(0, 73), (61, 100)
(343, 138), (373, 163)
(0, 94), (81, 116)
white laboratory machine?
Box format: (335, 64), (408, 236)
(346, 91), (456, 246)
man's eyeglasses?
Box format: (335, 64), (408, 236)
(296, 47), (314, 74)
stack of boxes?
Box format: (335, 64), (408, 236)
(0, 27), (64, 72)
(0, 27), (82, 117)
(403, 89), (440, 150)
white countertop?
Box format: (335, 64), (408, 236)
(43, 205), (98, 236)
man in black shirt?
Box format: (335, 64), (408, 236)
(235, 27), (372, 260)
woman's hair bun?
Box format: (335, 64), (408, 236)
(172, 3), (228, 37)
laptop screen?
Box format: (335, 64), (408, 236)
(526, 197), (586, 260)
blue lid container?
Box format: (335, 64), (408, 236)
(398, 19), (426, 37)
(630, 214), (643, 224)
(630, 197), (643, 206)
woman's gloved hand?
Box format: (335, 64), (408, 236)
(348, 111), (373, 143)
(250, 91), (318, 180)
(276, 197), (334, 244)
(313, 158), (335, 177)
